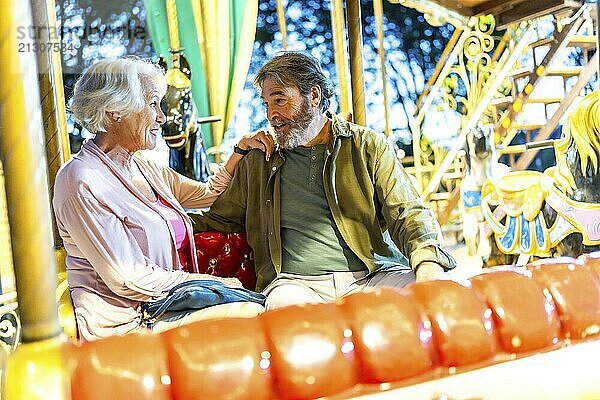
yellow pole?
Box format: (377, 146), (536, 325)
(414, 27), (463, 117)
(1, 0), (66, 398)
(0, 0), (60, 344)
(166, 0), (181, 51)
(31, 0), (71, 250)
(373, 0), (390, 136)
(346, 0), (367, 126)
(276, 0), (288, 49)
(330, 0), (351, 116)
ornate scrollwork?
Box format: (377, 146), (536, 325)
(0, 310), (20, 353)
(0, 318), (16, 338)
(442, 15), (497, 117)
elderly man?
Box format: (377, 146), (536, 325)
(192, 52), (456, 309)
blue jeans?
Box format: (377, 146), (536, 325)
(142, 279), (265, 327)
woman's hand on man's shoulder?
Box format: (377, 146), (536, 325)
(237, 130), (275, 161)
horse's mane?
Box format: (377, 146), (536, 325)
(565, 90), (600, 174)
(551, 90), (600, 193)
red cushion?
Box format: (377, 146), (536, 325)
(260, 303), (358, 399)
(163, 318), (275, 400)
(529, 259), (600, 340)
(409, 280), (496, 366)
(470, 270), (561, 352)
(339, 289), (434, 382)
(68, 334), (171, 400)
(194, 232), (256, 289)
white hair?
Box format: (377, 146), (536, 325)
(70, 57), (166, 133)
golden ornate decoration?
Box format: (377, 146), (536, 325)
(442, 15), (498, 117)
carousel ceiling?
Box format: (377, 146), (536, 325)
(388, 0), (585, 28)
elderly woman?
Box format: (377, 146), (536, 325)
(53, 58), (274, 341)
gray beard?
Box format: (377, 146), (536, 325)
(273, 98), (315, 149)
(277, 125), (314, 149)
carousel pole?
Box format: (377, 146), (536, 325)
(166, 0), (181, 52)
(373, 0), (390, 136)
(276, 0), (288, 49)
(346, 0), (367, 125)
(330, 0), (351, 116)
(1, 0), (66, 398)
(30, 0), (71, 252)
(0, 0), (61, 346)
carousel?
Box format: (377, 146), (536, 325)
(1, 0), (600, 399)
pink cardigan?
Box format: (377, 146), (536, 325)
(53, 140), (232, 340)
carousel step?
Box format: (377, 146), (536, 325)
(490, 96), (513, 106)
(442, 172), (463, 181)
(529, 34), (597, 49)
(510, 66), (583, 80)
(528, 97), (564, 104)
(511, 123), (544, 131)
(568, 34), (598, 49)
(509, 68), (533, 80)
(543, 67), (585, 76)
(429, 192), (453, 201)
(490, 96), (564, 107)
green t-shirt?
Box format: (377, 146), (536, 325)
(280, 144), (366, 275)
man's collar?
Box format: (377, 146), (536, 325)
(326, 110), (353, 138)
(305, 118), (332, 147)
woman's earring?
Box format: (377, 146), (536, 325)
(115, 115), (122, 122)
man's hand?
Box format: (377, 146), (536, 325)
(415, 262), (450, 282)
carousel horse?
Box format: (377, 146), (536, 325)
(157, 51), (212, 182)
(460, 123), (509, 257)
(157, 52), (257, 287)
(481, 90), (600, 266)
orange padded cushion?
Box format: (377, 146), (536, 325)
(260, 303), (358, 399)
(163, 318), (275, 400)
(339, 289), (434, 383)
(580, 252), (600, 277)
(470, 270), (561, 352)
(68, 334), (171, 400)
(409, 280), (496, 366)
(529, 260), (600, 340)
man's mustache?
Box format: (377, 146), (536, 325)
(270, 116), (302, 126)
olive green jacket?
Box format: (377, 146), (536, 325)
(192, 112), (456, 291)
